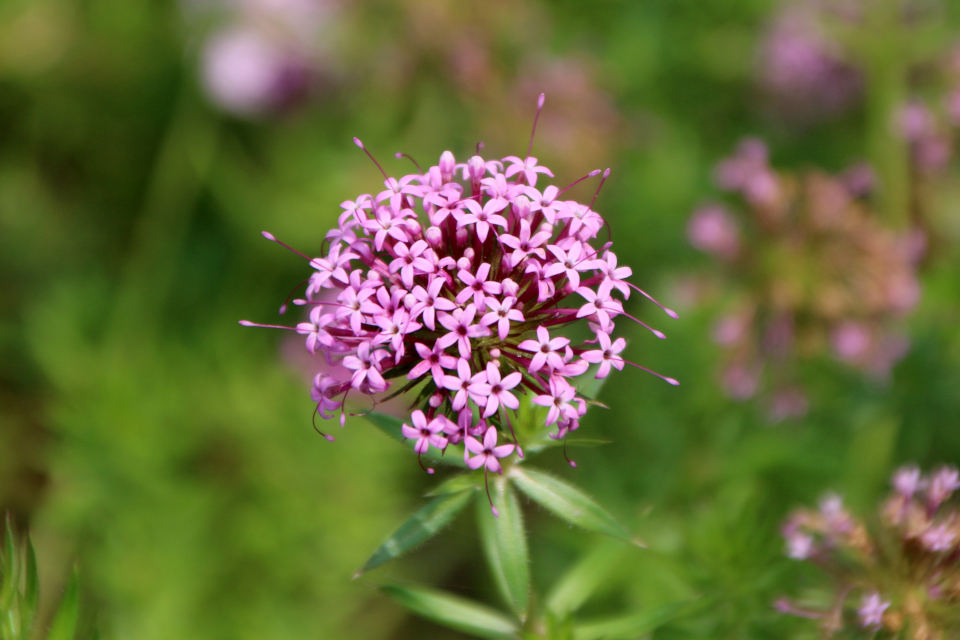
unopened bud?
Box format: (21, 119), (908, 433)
(439, 151), (456, 182)
(468, 155), (486, 181)
(513, 195), (531, 219)
(425, 226), (443, 248)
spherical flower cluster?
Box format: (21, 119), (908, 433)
(688, 138), (921, 419)
(243, 97), (677, 485)
(777, 466), (960, 638)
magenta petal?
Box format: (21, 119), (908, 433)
(467, 454), (486, 470)
(492, 444), (514, 458)
(483, 426), (498, 449)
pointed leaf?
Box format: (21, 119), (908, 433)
(573, 599), (694, 640)
(510, 468), (636, 544)
(364, 412), (466, 467)
(47, 567), (80, 640)
(424, 474), (481, 497)
(0, 516), (18, 616)
(545, 539), (625, 615)
(21, 537), (39, 636)
(358, 490), (473, 575)
(477, 478), (529, 618)
(381, 584), (518, 639)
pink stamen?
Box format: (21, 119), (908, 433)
(262, 231), (312, 262)
(312, 404), (336, 442)
(626, 282), (679, 319)
(623, 359), (679, 386)
(239, 320), (298, 331)
(353, 137), (388, 179)
(620, 311), (666, 339)
(394, 152), (423, 175)
(558, 169), (602, 196)
(526, 93), (546, 160)
(563, 439), (577, 467)
(279, 277), (311, 315)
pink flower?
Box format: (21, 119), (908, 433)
(581, 332), (626, 378)
(503, 156), (554, 186)
(437, 304), (490, 359)
(401, 410), (449, 454)
(532, 376), (584, 426)
(408, 342), (458, 387)
(687, 204), (740, 260)
(482, 362), (522, 418)
(408, 277), (457, 331)
(465, 426), (515, 473)
(456, 263), (503, 308)
(442, 358), (491, 411)
(857, 593), (889, 629)
(519, 326), (570, 374)
(481, 297), (524, 341)
(457, 198), (508, 242)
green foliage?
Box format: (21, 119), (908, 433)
(509, 468), (638, 546)
(358, 490), (474, 576)
(380, 585), (519, 639)
(476, 479), (529, 619)
(0, 520), (82, 640)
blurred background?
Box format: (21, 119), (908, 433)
(2, 0), (960, 637)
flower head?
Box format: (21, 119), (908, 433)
(243, 101), (676, 474)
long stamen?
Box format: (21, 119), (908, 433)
(620, 311), (666, 340)
(279, 277), (311, 315)
(588, 168), (612, 243)
(526, 93), (546, 160)
(239, 320), (298, 330)
(563, 438), (577, 468)
(626, 282), (680, 319)
(476, 141), (484, 155)
(262, 231), (312, 261)
(623, 359), (680, 386)
(395, 152), (423, 175)
(589, 168), (610, 210)
(417, 451), (435, 475)
(312, 404), (336, 442)
(484, 467), (499, 517)
(353, 137), (388, 179)
(558, 169), (601, 196)
(503, 411), (524, 459)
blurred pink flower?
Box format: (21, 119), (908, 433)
(687, 204), (741, 260)
(201, 27), (311, 116)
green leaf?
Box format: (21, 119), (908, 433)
(381, 584), (518, 639)
(364, 412), (466, 468)
(545, 539), (625, 615)
(357, 490), (474, 575)
(424, 474), (481, 497)
(509, 468), (637, 545)
(0, 516), (18, 618)
(21, 537), (39, 637)
(573, 599), (694, 640)
(477, 478), (529, 619)
(47, 567), (80, 640)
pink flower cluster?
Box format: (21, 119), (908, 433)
(688, 138), (921, 419)
(778, 466), (960, 636)
(243, 98), (677, 482)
